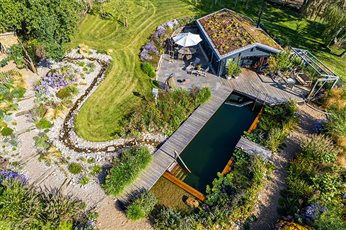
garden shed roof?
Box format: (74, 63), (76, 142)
(196, 9), (282, 60)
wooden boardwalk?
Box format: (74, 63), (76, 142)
(118, 86), (233, 202)
(236, 137), (272, 161)
(221, 69), (308, 105)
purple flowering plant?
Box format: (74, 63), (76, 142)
(304, 203), (327, 220)
(140, 41), (159, 61)
(0, 170), (28, 184)
(162, 19), (179, 29)
(140, 19), (180, 61)
(35, 68), (78, 95)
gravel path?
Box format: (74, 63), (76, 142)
(249, 104), (326, 230)
(5, 59), (153, 230)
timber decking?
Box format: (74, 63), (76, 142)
(236, 136), (272, 161)
(221, 69), (308, 105)
(118, 86), (232, 202)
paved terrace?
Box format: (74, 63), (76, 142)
(157, 51), (309, 104)
(224, 68), (308, 105)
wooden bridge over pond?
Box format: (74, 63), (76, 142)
(118, 85), (232, 202)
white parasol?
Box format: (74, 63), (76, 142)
(173, 32), (202, 47)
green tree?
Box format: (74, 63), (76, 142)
(322, 3), (346, 56)
(0, 0), (25, 32)
(0, 0), (83, 60)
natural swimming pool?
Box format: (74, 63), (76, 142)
(179, 95), (260, 192)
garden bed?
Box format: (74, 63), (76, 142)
(244, 101), (297, 152)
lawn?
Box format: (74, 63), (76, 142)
(71, 0), (345, 141)
(70, 0), (196, 141)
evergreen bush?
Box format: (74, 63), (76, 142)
(141, 62), (156, 78)
(227, 60), (241, 76)
(68, 163), (83, 175)
(126, 192), (157, 220)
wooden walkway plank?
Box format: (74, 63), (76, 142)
(236, 137), (272, 161)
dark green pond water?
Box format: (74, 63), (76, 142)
(179, 101), (259, 192)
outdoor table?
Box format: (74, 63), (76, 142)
(178, 47), (197, 60)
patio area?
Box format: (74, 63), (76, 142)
(225, 69), (310, 105)
(157, 50), (309, 105)
(157, 46), (224, 93)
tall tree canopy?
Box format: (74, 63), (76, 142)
(300, 0), (345, 19)
(0, 0), (83, 60)
(323, 3), (346, 47)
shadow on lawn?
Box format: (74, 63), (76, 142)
(182, 0), (329, 52)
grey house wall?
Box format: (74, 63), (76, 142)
(218, 46), (278, 76)
(196, 19), (280, 77)
(199, 29), (279, 76)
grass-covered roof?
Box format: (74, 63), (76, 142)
(198, 9), (282, 56)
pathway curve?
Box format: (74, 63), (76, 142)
(249, 104), (326, 229)
(11, 63), (154, 230)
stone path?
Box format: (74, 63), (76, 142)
(249, 104), (326, 230)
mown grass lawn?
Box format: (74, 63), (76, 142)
(71, 0), (345, 141)
(69, 0), (196, 141)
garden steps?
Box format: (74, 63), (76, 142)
(163, 172), (205, 201)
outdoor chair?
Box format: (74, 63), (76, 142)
(191, 57), (201, 67)
(201, 66), (210, 77)
(186, 64), (194, 74)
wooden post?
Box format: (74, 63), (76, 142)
(174, 150), (191, 173)
(18, 39), (37, 74)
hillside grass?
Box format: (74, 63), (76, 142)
(71, 0), (345, 141)
(70, 0), (195, 141)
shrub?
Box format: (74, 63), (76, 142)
(195, 87), (211, 105)
(283, 134), (346, 229)
(34, 133), (51, 151)
(68, 163), (82, 175)
(91, 165), (102, 176)
(122, 87), (211, 136)
(56, 85), (79, 99)
(266, 127), (287, 152)
(104, 146), (152, 196)
(11, 87), (26, 99)
(1, 127), (13, 136)
(154, 150), (273, 229)
(79, 175), (90, 185)
(0, 177), (91, 229)
(126, 192), (157, 220)
(227, 60), (241, 76)
(301, 135), (339, 163)
(268, 51), (292, 73)
(35, 118), (53, 129)
(141, 62), (156, 78)
(245, 101), (297, 151)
